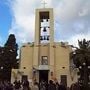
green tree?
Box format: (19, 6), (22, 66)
(4, 34), (18, 68)
(0, 34), (18, 81)
(71, 39), (90, 89)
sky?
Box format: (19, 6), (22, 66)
(0, 0), (90, 47)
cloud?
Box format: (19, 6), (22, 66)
(7, 0), (39, 43)
(7, 0), (90, 46)
(54, 0), (90, 44)
(68, 31), (90, 47)
(0, 36), (2, 46)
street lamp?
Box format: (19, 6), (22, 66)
(0, 66), (3, 70)
(83, 62), (86, 66)
(0, 66), (4, 80)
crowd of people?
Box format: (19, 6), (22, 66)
(32, 80), (81, 90)
(0, 79), (86, 90)
(0, 79), (30, 90)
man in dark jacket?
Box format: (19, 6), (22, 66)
(58, 82), (66, 90)
(48, 80), (56, 90)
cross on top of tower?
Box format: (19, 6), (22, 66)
(41, 0), (47, 8)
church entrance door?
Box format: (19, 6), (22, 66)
(39, 70), (48, 84)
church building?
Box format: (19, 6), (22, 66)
(11, 8), (78, 87)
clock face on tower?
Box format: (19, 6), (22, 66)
(41, 56), (48, 65)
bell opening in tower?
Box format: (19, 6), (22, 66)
(39, 12), (50, 44)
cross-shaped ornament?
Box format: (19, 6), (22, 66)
(42, 0), (47, 8)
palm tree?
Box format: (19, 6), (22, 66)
(71, 39), (90, 89)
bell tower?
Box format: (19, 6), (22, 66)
(34, 8), (54, 44)
(33, 8), (54, 73)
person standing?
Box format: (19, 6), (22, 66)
(32, 82), (39, 90)
(48, 80), (56, 90)
(58, 82), (66, 90)
(22, 79), (30, 90)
